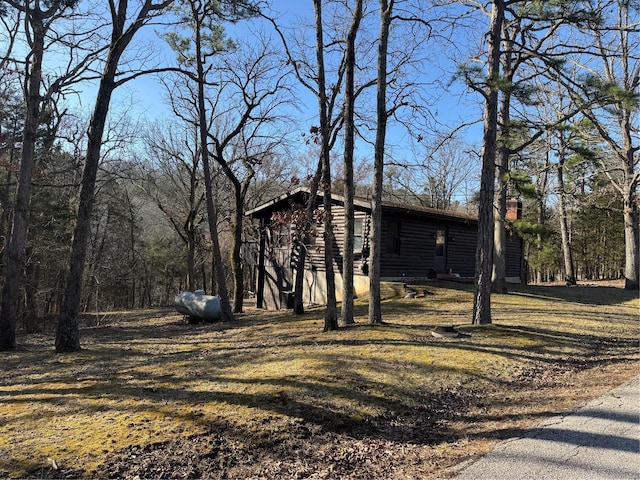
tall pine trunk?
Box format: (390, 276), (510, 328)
(620, 115), (639, 291)
(491, 143), (509, 294)
(472, 0), (504, 326)
(556, 139), (576, 285)
(194, 6), (233, 323)
(622, 187), (639, 291)
(369, 0), (393, 326)
(491, 50), (512, 295)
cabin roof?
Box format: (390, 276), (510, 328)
(246, 187), (477, 225)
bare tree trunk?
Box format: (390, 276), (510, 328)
(56, 0), (172, 352)
(556, 147), (576, 285)
(341, 0), (363, 326)
(187, 231), (196, 291)
(622, 187), (639, 291)
(369, 0), (394, 326)
(491, 143), (509, 294)
(292, 247), (306, 314)
(472, 0), (504, 326)
(185, 201), (199, 292)
(621, 117), (639, 291)
(535, 198), (544, 284)
(321, 175), (338, 332)
(57, 69), (115, 352)
(312, 0), (338, 332)
(491, 53), (512, 294)
(24, 254), (40, 333)
(231, 187), (244, 313)
(0, 10), (45, 350)
(201, 169), (231, 320)
(0, 123), (19, 266)
(292, 159), (322, 315)
(533, 150), (550, 284)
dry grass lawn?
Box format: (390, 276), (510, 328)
(0, 281), (638, 479)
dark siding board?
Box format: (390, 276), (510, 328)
(505, 232), (523, 278)
(445, 226), (477, 277)
(381, 217), (437, 277)
(379, 217), (478, 278)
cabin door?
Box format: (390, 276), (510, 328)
(434, 228), (447, 272)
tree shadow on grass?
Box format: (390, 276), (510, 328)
(410, 279), (639, 306)
(507, 284), (639, 306)
(2, 355), (475, 446)
(5, 282), (639, 479)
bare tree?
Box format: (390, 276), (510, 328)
(0, 70), (23, 261)
(0, 3), (20, 72)
(141, 121), (205, 292)
(384, 135), (478, 209)
(56, 0), (173, 352)
(206, 35), (293, 313)
(167, 0), (264, 321)
(341, 0), (364, 326)
(262, 2), (351, 319)
(368, 0), (394, 326)
(310, 0), (339, 331)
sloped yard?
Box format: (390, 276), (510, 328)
(1, 281), (638, 479)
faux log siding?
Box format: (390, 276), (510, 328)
(445, 225), (478, 277)
(380, 217), (436, 277)
(260, 201), (521, 282)
(378, 218), (478, 278)
(305, 205), (368, 274)
(505, 231), (523, 278)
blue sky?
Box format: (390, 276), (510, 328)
(113, 1), (483, 134)
(61, 0), (484, 202)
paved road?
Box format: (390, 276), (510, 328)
(454, 375), (640, 480)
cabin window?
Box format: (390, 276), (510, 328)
(354, 218), (364, 253)
(434, 228), (447, 273)
(435, 229), (446, 257)
(386, 219), (401, 254)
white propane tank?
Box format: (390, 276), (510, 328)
(174, 290), (221, 321)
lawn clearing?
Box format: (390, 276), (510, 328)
(1, 281), (638, 479)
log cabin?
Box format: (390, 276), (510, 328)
(246, 187), (524, 310)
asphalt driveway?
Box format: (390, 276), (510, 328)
(453, 375), (640, 480)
